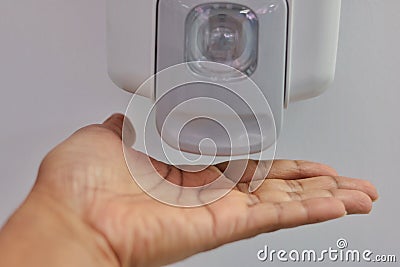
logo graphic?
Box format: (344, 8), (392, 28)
(122, 62), (277, 207)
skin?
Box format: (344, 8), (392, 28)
(0, 114), (378, 267)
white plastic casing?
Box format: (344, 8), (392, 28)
(107, 0), (341, 103)
(285, 0), (341, 106)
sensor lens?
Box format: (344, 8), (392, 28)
(199, 13), (245, 62)
(186, 3), (258, 80)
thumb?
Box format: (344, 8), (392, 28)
(103, 114), (136, 146)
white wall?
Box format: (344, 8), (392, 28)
(1, 0), (399, 266)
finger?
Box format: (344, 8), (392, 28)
(298, 189), (373, 214)
(281, 176), (378, 201)
(179, 166), (224, 187)
(255, 189), (373, 214)
(149, 158), (223, 187)
(102, 113), (125, 139)
(302, 176), (379, 201)
(216, 160), (338, 183)
(268, 160), (338, 180)
(247, 198), (346, 234)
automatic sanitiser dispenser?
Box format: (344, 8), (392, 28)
(107, 0), (341, 165)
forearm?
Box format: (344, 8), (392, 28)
(0, 189), (119, 267)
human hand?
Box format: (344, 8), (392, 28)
(0, 114), (378, 267)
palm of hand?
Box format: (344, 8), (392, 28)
(35, 115), (378, 267)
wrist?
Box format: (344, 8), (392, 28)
(0, 187), (120, 267)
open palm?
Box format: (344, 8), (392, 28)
(34, 114), (378, 267)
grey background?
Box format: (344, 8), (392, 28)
(0, 0), (399, 266)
